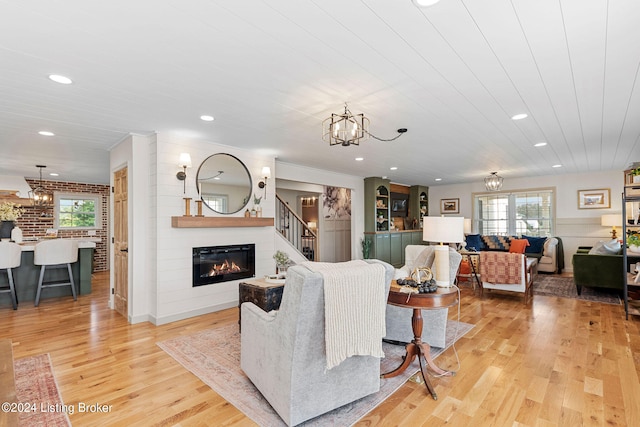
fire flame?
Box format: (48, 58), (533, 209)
(208, 259), (242, 277)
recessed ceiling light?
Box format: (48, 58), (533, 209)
(552, 164), (562, 168)
(511, 113), (528, 120)
(355, 157), (364, 161)
(534, 142), (547, 147)
(412, 0), (441, 7)
(382, 176), (388, 179)
(390, 166), (398, 170)
(435, 178), (442, 181)
(49, 173), (59, 177)
(38, 131), (55, 136)
(48, 74), (72, 84)
(200, 115), (214, 122)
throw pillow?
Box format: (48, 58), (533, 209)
(413, 247), (435, 269)
(509, 238), (530, 254)
(588, 239), (621, 255)
(465, 234), (484, 251)
(522, 235), (547, 254)
(481, 235), (511, 251)
(459, 259), (471, 274)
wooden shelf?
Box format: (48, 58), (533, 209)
(171, 216), (274, 228)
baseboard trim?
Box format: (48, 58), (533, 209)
(152, 301), (238, 326)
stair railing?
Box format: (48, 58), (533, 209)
(275, 194), (317, 261)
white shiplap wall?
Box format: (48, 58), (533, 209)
(152, 135), (275, 325)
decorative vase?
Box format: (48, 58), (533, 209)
(634, 175), (640, 183)
(255, 205), (262, 218)
(11, 226), (22, 243)
(630, 244), (640, 254)
(277, 264), (288, 275)
(0, 221), (14, 239)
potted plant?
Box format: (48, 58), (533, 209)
(628, 233), (640, 253)
(630, 163), (640, 183)
(273, 250), (292, 274)
(0, 202), (24, 239)
(253, 194), (262, 217)
(361, 237), (371, 259)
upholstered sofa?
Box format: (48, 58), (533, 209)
(240, 259), (394, 426)
(388, 245), (462, 348)
(572, 245), (625, 295)
(465, 234), (563, 273)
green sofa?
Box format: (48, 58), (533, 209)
(572, 250), (625, 295)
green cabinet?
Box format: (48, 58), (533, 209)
(373, 233), (390, 263)
(364, 177), (391, 232)
(390, 233), (402, 266)
(364, 230), (425, 267)
(409, 185), (429, 229)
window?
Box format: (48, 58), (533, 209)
(54, 193), (102, 229)
(473, 188), (554, 237)
(201, 194), (228, 213)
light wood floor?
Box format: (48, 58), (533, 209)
(2, 271), (640, 426)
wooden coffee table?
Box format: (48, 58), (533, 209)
(381, 281), (459, 400)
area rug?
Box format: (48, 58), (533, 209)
(533, 275), (621, 305)
(14, 353), (71, 427)
(158, 320), (473, 426)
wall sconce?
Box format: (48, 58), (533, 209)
(258, 166), (271, 199)
(176, 153), (192, 193)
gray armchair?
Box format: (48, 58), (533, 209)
(386, 245), (462, 348)
(240, 259), (394, 426)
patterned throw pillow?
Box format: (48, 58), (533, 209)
(481, 235), (511, 251)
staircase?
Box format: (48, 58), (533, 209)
(275, 194), (317, 261)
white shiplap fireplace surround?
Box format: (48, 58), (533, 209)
(110, 133), (365, 325)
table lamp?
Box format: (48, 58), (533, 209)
(423, 216), (465, 287)
(600, 214), (621, 239)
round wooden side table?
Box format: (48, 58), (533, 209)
(382, 281), (459, 400)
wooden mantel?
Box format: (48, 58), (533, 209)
(171, 216), (274, 228)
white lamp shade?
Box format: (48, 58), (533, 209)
(261, 166), (271, 178)
(601, 214), (620, 227)
(463, 218), (472, 234)
(423, 216), (465, 244)
(179, 153), (192, 168)
(307, 221), (317, 229)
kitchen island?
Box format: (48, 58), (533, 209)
(0, 239), (96, 307)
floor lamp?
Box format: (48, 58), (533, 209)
(422, 216), (465, 287)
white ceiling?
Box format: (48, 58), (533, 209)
(2, 0), (640, 186)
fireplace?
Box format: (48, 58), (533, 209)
(192, 244), (255, 286)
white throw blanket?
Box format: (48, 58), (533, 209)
(301, 260), (387, 370)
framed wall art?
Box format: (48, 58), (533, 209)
(577, 189), (610, 209)
(440, 198), (459, 214)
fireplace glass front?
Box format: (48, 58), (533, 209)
(192, 244), (255, 286)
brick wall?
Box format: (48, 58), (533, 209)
(16, 179), (110, 271)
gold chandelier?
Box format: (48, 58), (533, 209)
(29, 165), (53, 209)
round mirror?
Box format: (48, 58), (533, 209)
(196, 153), (253, 214)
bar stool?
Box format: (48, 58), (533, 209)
(0, 242), (21, 310)
(34, 239), (78, 306)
